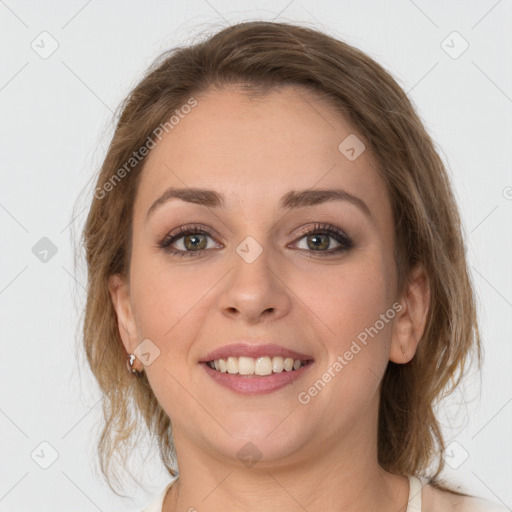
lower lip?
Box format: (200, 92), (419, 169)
(200, 361), (314, 395)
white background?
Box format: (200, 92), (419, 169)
(1, 1), (511, 510)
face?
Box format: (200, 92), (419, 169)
(110, 84), (419, 468)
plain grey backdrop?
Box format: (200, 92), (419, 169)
(1, 0), (511, 510)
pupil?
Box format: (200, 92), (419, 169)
(309, 234), (328, 250)
(186, 234), (206, 250)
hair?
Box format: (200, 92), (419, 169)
(78, 20), (481, 497)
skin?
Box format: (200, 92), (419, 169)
(109, 84), (431, 512)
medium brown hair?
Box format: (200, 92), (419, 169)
(77, 20), (481, 496)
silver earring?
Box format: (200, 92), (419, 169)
(126, 354), (143, 377)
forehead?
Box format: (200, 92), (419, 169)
(134, 84), (389, 222)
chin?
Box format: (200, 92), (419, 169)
(214, 423), (307, 465)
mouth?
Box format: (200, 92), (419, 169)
(199, 342), (314, 365)
(198, 343), (315, 395)
(203, 356), (313, 376)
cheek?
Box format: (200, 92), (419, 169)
(297, 254), (393, 340)
(129, 260), (209, 417)
(303, 267), (394, 409)
(129, 245), (199, 338)
(128, 249), (218, 380)
(296, 252), (395, 397)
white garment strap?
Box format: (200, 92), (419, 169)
(407, 475), (422, 511)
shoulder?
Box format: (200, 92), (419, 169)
(421, 481), (509, 512)
(141, 477), (178, 512)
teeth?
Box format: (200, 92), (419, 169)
(238, 356), (255, 375)
(206, 356), (309, 375)
(283, 357), (293, 371)
(272, 356), (284, 373)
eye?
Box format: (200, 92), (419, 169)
(291, 222), (354, 256)
(157, 222), (354, 258)
(157, 224), (220, 257)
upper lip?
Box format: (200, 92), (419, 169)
(199, 343), (314, 363)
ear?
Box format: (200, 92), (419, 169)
(108, 273), (139, 361)
(390, 263), (430, 364)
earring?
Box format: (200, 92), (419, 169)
(402, 348), (408, 362)
(126, 354), (144, 377)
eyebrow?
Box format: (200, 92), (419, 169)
(145, 187), (373, 223)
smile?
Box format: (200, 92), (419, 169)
(206, 356), (310, 375)
(200, 357), (314, 395)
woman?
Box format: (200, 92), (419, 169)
(80, 21), (505, 511)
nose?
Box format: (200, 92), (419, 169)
(217, 243), (291, 325)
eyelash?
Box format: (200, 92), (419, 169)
(157, 222), (354, 258)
